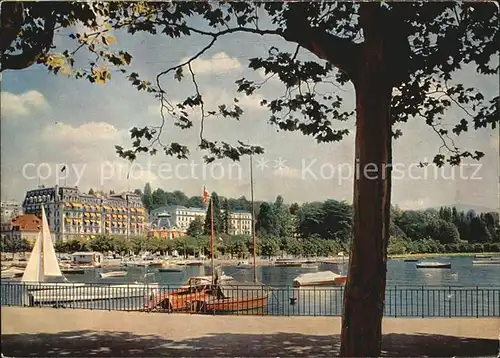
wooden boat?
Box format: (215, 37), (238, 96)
(99, 271), (128, 278)
(142, 274), (233, 312)
(235, 261), (252, 269)
(293, 271), (347, 287)
(416, 262), (451, 269)
(191, 282), (269, 314)
(472, 259), (500, 265)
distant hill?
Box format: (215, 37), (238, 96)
(428, 204), (498, 214)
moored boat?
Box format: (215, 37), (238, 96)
(474, 254), (492, 258)
(61, 268), (85, 275)
(274, 259), (302, 267)
(416, 262), (451, 269)
(301, 263), (319, 269)
(99, 271), (128, 278)
(142, 274), (233, 312)
(235, 261), (252, 269)
(1, 268), (24, 279)
(404, 259), (419, 262)
(191, 282), (270, 314)
(293, 271), (347, 287)
(185, 260), (204, 266)
(472, 259), (500, 265)
(29, 282), (160, 304)
(158, 267), (183, 273)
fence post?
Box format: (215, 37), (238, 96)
(476, 286), (479, 318)
(448, 286), (451, 318)
(394, 286), (397, 318)
(421, 285), (424, 318)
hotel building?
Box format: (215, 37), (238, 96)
(22, 186), (145, 242)
(150, 205), (252, 236)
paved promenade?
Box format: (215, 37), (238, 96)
(2, 307), (499, 357)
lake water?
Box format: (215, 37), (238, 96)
(2, 256), (499, 317)
(57, 255), (500, 287)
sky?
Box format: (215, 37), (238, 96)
(1, 14), (499, 211)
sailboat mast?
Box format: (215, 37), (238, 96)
(210, 198), (215, 285)
(39, 205), (45, 282)
(250, 154), (257, 283)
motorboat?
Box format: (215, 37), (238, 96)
(293, 271), (347, 287)
(99, 271), (128, 278)
(235, 261), (253, 269)
(416, 262), (451, 269)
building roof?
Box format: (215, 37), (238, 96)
(150, 217), (173, 230)
(10, 214), (41, 233)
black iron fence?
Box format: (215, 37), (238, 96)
(1, 282), (499, 317)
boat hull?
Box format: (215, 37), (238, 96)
(198, 295), (269, 313)
(274, 263), (302, 267)
(158, 268), (183, 273)
(61, 269), (85, 275)
(29, 283), (160, 304)
(293, 277), (347, 287)
(416, 263), (451, 269)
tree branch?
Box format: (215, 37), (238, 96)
(280, 3), (361, 81)
(1, 10), (56, 72)
(0, 2), (24, 54)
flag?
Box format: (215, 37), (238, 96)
(202, 186), (210, 204)
(60, 165), (66, 173)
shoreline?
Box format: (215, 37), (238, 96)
(388, 252), (500, 260)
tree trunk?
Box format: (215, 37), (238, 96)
(340, 5), (393, 357)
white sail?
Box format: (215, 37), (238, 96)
(20, 205), (64, 282)
(21, 230), (44, 282)
(41, 206), (63, 277)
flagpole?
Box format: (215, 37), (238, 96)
(210, 197), (215, 285)
(250, 154), (257, 283)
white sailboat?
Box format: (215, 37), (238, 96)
(19, 206), (159, 304)
(21, 205), (83, 288)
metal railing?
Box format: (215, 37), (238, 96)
(1, 282), (499, 317)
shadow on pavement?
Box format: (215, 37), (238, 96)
(1, 330), (498, 357)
